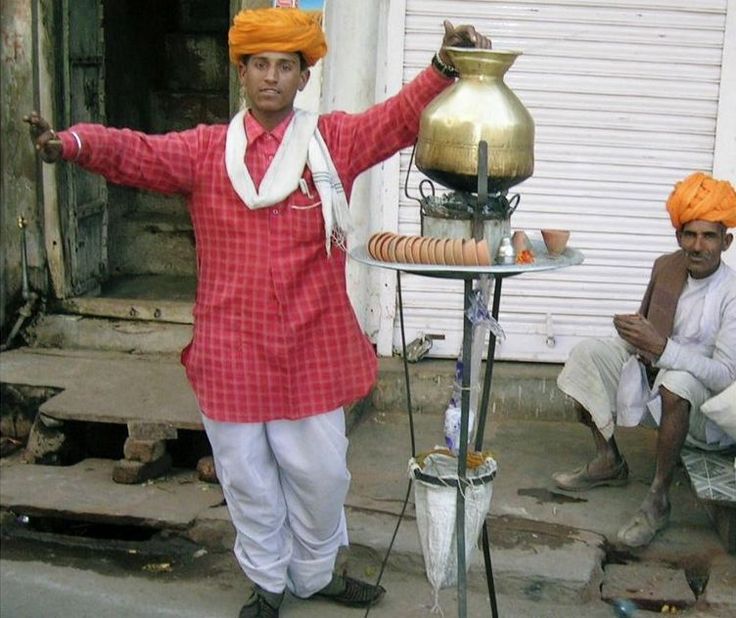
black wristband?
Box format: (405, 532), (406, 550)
(432, 53), (459, 79)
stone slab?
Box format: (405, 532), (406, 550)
(347, 410), (717, 551)
(344, 507), (605, 604)
(702, 554), (736, 611)
(0, 348), (201, 429)
(0, 458), (223, 529)
(113, 453), (173, 484)
(601, 563), (696, 611)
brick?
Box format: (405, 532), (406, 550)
(127, 422), (178, 441)
(112, 453), (172, 484)
(196, 455), (219, 484)
(601, 563), (695, 612)
(123, 438), (166, 463)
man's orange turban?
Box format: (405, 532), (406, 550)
(228, 8), (327, 67)
(666, 172), (736, 229)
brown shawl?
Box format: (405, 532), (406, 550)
(638, 250), (689, 338)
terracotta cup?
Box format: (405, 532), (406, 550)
(541, 229), (570, 255)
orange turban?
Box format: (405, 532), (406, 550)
(228, 8), (327, 67)
(665, 172), (736, 229)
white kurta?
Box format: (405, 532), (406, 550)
(558, 262), (736, 447)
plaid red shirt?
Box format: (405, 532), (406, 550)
(59, 66), (449, 423)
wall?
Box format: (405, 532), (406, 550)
(321, 0), (390, 338)
(0, 0), (48, 339)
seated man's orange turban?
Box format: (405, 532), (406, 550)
(228, 8), (327, 67)
(666, 172), (736, 229)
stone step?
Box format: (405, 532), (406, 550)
(27, 314), (192, 354)
(0, 456), (605, 605)
(0, 348), (200, 429)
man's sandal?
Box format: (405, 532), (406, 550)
(308, 574), (386, 608)
(239, 586), (283, 618)
(552, 459), (629, 491)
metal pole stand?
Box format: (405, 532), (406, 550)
(454, 140), (500, 618)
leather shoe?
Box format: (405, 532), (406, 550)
(307, 574), (386, 608)
(239, 586), (283, 618)
(617, 505), (671, 547)
(552, 459), (629, 491)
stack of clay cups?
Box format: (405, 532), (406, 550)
(367, 232), (491, 266)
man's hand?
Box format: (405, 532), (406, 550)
(613, 313), (667, 363)
(439, 20), (492, 66)
(23, 111), (62, 163)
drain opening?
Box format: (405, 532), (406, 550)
(14, 514), (158, 542)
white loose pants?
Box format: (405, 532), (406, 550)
(201, 408), (350, 597)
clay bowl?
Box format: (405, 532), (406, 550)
(377, 233), (395, 261)
(541, 229), (570, 255)
(511, 230), (532, 254)
(433, 238), (447, 264)
(411, 236), (425, 263)
(395, 236), (410, 263)
(452, 238), (465, 265)
(477, 240), (491, 266)
(406, 236), (419, 264)
(427, 238), (440, 264)
(368, 232), (389, 260)
(386, 235), (402, 262)
(462, 239), (479, 266)
(443, 238), (456, 266)
(371, 232), (389, 260)
(418, 237), (432, 264)
(367, 233), (380, 259)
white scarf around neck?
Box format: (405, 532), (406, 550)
(225, 108), (351, 254)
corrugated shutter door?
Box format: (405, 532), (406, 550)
(395, 0), (729, 361)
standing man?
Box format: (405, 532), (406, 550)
(552, 172), (736, 548)
(25, 8), (491, 617)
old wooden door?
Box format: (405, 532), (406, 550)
(56, 0), (107, 297)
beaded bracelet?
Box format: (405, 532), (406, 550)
(432, 53), (459, 79)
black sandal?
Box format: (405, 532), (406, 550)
(239, 587), (283, 618)
(310, 574), (386, 608)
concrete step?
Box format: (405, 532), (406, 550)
(2, 413), (732, 610)
(0, 456), (604, 605)
(27, 314), (192, 354)
(372, 356), (577, 422)
(0, 348), (200, 429)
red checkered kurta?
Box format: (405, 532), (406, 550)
(59, 66), (449, 423)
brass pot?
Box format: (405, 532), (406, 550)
(416, 48), (535, 193)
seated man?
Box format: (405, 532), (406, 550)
(552, 171), (736, 547)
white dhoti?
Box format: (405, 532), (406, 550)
(202, 408), (350, 597)
(557, 337), (729, 448)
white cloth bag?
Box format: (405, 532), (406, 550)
(409, 451), (497, 613)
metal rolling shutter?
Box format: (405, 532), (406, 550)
(394, 0), (729, 361)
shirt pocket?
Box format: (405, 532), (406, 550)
(288, 191), (324, 244)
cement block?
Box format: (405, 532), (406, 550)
(601, 563), (696, 611)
